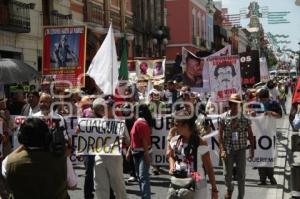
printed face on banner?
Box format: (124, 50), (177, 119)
(128, 61), (136, 72)
(136, 59), (165, 80)
(181, 48), (210, 92)
(209, 56), (241, 102)
(153, 61), (163, 76)
(43, 26), (87, 88)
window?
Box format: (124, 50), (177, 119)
(192, 9), (196, 39)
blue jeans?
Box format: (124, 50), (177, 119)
(84, 156), (95, 199)
(132, 152), (151, 199)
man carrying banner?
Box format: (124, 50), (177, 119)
(256, 89), (282, 185)
(219, 94), (255, 199)
(93, 96), (129, 199)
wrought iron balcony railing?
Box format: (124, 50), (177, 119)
(0, 0), (32, 33)
(111, 10), (121, 30)
(50, 10), (72, 26)
(85, 1), (104, 26)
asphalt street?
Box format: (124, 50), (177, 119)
(69, 98), (294, 199)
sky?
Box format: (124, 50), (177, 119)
(221, 0), (300, 51)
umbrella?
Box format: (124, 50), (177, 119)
(0, 58), (40, 84)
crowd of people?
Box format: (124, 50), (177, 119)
(0, 73), (295, 199)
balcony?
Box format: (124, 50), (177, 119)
(111, 10), (121, 30)
(50, 10), (72, 26)
(125, 16), (133, 33)
(0, 0), (32, 33)
(85, 1), (104, 26)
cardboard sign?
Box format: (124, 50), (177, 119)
(208, 55), (242, 102)
(76, 118), (125, 155)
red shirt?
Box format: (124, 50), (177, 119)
(130, 118), (152, 149)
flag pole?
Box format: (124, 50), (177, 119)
(110, 19), (113, 96)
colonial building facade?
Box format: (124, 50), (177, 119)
(165, 0), (215, 62)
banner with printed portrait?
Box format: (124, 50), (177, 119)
(181, 48), (210, 92)
(76, 118), (126, 155)
(136, 59), (166, 80)
(208, 55), (242, 102)
(239, 50), (260, 88)
(43, 26), (87, 88)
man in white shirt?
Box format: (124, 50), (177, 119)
(21, 91), (40, 116)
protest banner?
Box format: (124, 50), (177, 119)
(239, 50), (260, 88)
(12, 115), (66, 149)
(209, 45), (232, 57)
(76, 118), (125, 155)
(136, 59), (166, 80)
(64, 116), (84, 165)
(43, 25), (87, 88)
(208, 55), (241, 102)
(260, 57), (269, 82)
(151, 115), (173, 166)
(248, 115), (277, 167)
(0, 119), (3, 158)
(150, 114), (277, 168)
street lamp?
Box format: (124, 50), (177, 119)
(152, 27), (169, 58)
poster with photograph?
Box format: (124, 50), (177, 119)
(180, 47), (210, 92)
(128, 60), (136, 72)
(135, 59), (165, 80)
(43, 26), (87, 88)
(208, 55), (241, 102)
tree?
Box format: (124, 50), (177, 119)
(266, 49), (278, 69)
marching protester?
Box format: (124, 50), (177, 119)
(93, 96), (129, 199)
(219, 94), (255, 199)
(126, 104), (154, 199)
(77, 95), (95, 199)
(21, 91), (40, 116)
(265, 80), (279, 101)
(278, 81), (287, 115)
(0, 94), (13, 198)
(167, 109), (218, 199)
(2, 118), (68, 199)
(255, 89), (282, 185)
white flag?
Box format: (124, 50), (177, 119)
(87, 24), (119, 95)
(260, 57), (269, 82)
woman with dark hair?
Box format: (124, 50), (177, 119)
(167, 109), (218, 199)
(126, 104), (154, 199)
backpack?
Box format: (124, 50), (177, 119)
(49, 119), (66, 156)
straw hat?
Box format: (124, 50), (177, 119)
(228, 93), (243, 104)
